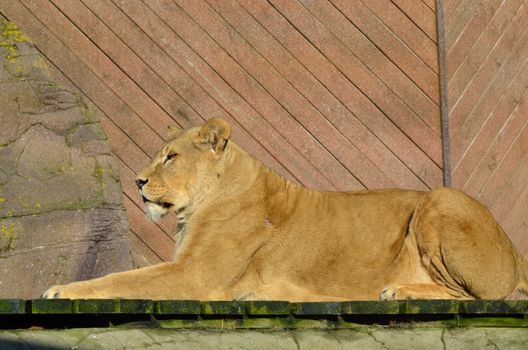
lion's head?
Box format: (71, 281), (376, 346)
(135, 118), (231, 221)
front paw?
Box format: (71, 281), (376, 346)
(42, 285), (67, 299)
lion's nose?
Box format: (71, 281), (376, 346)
(135, 178), (148, 190)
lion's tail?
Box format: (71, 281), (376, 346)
(516, 254), (528, 297)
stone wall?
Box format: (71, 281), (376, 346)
(0, 20), (131, 298)
(2, 327), (528, 350)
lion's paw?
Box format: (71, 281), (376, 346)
(233, 291), (267, 301)
(42, 285), (69, 299)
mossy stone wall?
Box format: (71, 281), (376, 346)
(0, 21), (131, 298)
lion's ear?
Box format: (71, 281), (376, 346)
(196, 118), (231, 154)
(167, 126), (182, 139)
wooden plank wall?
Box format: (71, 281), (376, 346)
(1, 0), (444, 267)
(445, 0), (528, 256)
(5, 1), (527, 265)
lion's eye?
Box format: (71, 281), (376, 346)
(164, 153), (178, 164)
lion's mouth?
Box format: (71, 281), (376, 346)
(142, 195), (174, 209)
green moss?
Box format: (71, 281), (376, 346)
(107, 164), (120, 183)
(0, 20), (30, 60)
(400, 300), (460, 315)
(32, 299), (73, 314)
(32, 56), (50, 77)
(247, 301), (290, 316)
(292, 302), (342, 315)
(77, 99), (98, 123)
(0, 222), (17, 251)
(200, 301), (244, 315)
(57, 255), (67, 265)
(154, 300), (200, 315)
(117, 300), (153, 314)
(0, 300), (27, 314)
(43, 157), (75, 178)
(93, 161), (104, 178)
(343, 301), (400, 315)
(459, 300), (528, 314)
(74, 299), (119, 314)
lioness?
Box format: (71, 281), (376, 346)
(44, 118), (528, 301)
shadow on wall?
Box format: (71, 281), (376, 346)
(0, 20), (131, 299)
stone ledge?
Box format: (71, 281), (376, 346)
(1, 299), (527, 330)
(2, 299), (527, 316)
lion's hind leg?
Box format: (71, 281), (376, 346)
(380, 283), (469, 300)
(410, 188), (521, 300)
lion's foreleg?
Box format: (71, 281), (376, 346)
(42, 262), (215, 300)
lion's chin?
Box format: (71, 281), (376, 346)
(144, 202), (170, 222)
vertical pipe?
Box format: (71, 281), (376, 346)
(436, 0), (451, 187)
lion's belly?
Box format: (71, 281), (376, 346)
(257, 189), (425, 300)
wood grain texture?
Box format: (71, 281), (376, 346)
(446, 0), (528, 257)
(1, 0), (444, 262)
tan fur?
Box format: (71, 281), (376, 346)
(43, 118), (528, 301)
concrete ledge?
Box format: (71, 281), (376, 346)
(0, 299), (527, 330)
(1, 300), (528, 349)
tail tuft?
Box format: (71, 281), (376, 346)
(516, 255), (528, 297)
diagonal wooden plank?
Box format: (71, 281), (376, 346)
(330, 0), (440, 114)
(112, 0), (340, 190)
(500, 182), (528, 248)
(420, 0), (436, 13)
(52, 0), (203, 130)
(19, 0), (175, 146)
(446, 0), (503, 79)
(391, 0), (437, 43)
(448, 1), (527, 111)
(301, 0), (440, 133)
(128, 229), (163, 268)
(141, 0), (362, 190)
(451, 26), (528, 166)
(445, 0), (483, 49)
(239, 0), (442, 188)
(178, 0), (390, 189)
(478, 118), (528, 208)
(358, 0), (438, 72)
(454, 62), (528, 192)
(2, 0), (164, 160)
(206, 0), (428, 190)
(489, 146), (528, 224)
(81, 0), (294, 183)
(267, 0), (442, 166)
